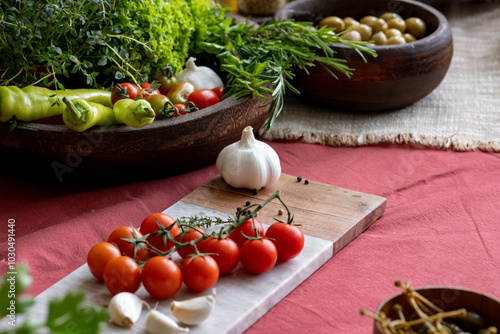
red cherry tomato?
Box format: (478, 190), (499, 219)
(174, 227), (205, 259)
(111, 83), (141, 104)
(87, 242), (121, 281)
(140, 213), (179, 254)
(187, 89), (220, 109)
(173, 104), (189, 116)
(181, 255), (219, 292)
(239, 238), (278, 274)
(107, 226), (148, 261)
(198, 237), (239, 275)
(265, 222), (305, 261)
(229, 218), (265, 248)
(212, 86), (224, 100)
(142, 256), (182, 300)
(103, 256), (141, 294)
(140, 82), (160, 98)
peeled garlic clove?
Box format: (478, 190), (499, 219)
(216, 126), (281, 190)
(108, 292), (144, 328)
(171, 289), (216, 325)
(146, 309), (189, 334)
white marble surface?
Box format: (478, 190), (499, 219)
(1, 202), (334, 333)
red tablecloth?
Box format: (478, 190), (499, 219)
(1, 142), (499, 333)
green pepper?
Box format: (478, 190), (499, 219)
(0, 86), (112, 123)
(113, 99), (156, 128)
(62, 97), (116, 132)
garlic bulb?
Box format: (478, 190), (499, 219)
(108, 292), (144, 328)
(171, 289), (216, 325)
(176, 57), (224, 90)
(216, 126), (281, 190)
(146, 309), (189, 334)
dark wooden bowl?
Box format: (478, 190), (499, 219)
(275, 0), (453, 112)
(374, 287), (500, 334)
(0, 95), (270, 183)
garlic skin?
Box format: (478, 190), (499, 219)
(176, 57), (224, 90)
(216, 126), (281, 190)
(146, 309), (189, 334)
(171, 289), (216, 325)
(108, 292), (144, 328)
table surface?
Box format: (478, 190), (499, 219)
(1, 140), (499, 333)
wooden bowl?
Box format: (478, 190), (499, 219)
(373, 287), (500, 334)
(275, 0), (453, 112)
(0, 95), (270, 183)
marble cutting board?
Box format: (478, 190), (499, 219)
(9, 174), (386, 333)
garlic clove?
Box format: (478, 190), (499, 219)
(146, 309), (189, 334)
(175, 57), (224, 90)
(108, 292), (144, 328)
(170, 289), (216, 325)
(216, 126), (281, 190)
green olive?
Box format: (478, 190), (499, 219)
(348, 24), (373, 41)
(359, 15), (378, 26)
(319, 16), (345, 32)
(387, 17), (406, 33)
(405, 17), (426, 38)
(341, 30), (362, 41)
(379, 12), (402, 22)
(343, 16), (359, 28)
(383, 28), (402, 39)
(361, 16), (387, 34)
(371, 31), (387, 45)
(403, 33), (416, 43)
(385, 35), (406, 45)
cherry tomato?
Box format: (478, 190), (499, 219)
(140, 82), (160, 98)
(181, 255), (219, 292)
(173, 104), (189, 116)
(142, 256), (182, 300)
(265, 223), (305, 261)
(103, 256), (141, 294)
(212, 86), (224, 100)
(198, 237), (239, 275)
(87, 242), (121, 281)
(145, 94), (170, 117)
(239, 238), (278, 274)
(140, 213), (179, 254)
(188, 89), (220, 109)
(229, 218), (265, 248)
(107, 226), (147, 261)
(174, 227), (205, 259)
(111, 83), (141, 104)
(154, 72), (178, 95)
(167, 81), (196, 105)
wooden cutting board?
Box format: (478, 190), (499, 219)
(6, 174), (386, 333)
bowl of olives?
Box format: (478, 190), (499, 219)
(275, 0), (453, 112)
(372, 286), (500, 334)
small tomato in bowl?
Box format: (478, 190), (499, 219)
(188, 89), (220, 109)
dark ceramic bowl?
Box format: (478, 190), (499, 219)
(275, 0), (453, 112)
(374, 287), (500, 334)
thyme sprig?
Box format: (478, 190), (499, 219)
(199, 14), (377, 130)
(128, 190), (292, 258)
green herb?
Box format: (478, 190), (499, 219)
(198, 11), (377, 130)
(0, 0), (216, 89)
(0, 264), (108, 334)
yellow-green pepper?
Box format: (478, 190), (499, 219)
(62, 97), (116, 132)
(113, 99), (155, 128)
(0, 86), (112, 123)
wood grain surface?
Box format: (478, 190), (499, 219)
(182, 173), (386, 254)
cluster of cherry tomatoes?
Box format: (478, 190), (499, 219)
(110, 76), (223, 120)
(87, 210), (305, 301)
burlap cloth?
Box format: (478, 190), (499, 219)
(259, 3), (500, 151)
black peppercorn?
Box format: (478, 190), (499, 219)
(305, 179), (309, 184)
(297, 176), (302, 182)
(245, 201), (251, 206)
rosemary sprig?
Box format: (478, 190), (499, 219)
(199, 15), (377, 130)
